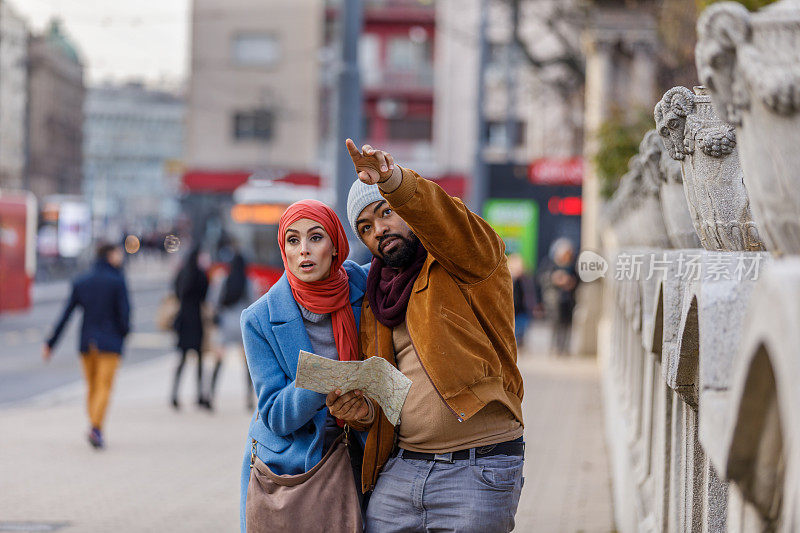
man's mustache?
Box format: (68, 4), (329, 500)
(377, 233), (407, 252)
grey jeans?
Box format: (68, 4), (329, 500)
(365, 447), (524, 533)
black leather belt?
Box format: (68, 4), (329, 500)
(392, 437), (524, 463)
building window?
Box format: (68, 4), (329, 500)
(233, 110), (274, 141)
(386, 37), (431, 71)
(387, 116), (432, 141)
(486, 120), (526, 148)
(232, 34), (280, 67)
(359, 35), (381, 87)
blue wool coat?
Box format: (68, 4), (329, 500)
(240, 260), (367, 530)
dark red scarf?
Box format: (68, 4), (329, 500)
(366, 241), (428, 328)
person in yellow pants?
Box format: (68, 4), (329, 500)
(44, 243), (131, 449)
(80, 348), (121, 434)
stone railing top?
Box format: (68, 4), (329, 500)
(697, 0), (800, 124)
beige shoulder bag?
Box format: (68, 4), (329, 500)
(245, 429), (363, 533)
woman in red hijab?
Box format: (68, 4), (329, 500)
(239, 200), (371, 532)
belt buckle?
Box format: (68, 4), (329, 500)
(433, 452), (454, 463)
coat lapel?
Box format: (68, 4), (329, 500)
(265, 275), (312, 379)
(271, 321), (312, 379)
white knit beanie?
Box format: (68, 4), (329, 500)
(346, 179), (384, 241)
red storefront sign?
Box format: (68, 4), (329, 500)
(528, 157), (584, 186)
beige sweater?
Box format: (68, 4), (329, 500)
(393, 323), (523, 453)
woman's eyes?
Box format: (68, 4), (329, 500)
(287, 234), (324, 244)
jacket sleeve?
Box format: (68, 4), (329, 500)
(47, 284), (79, 349)
(380, 166), (505, 284)
(241, 308), (327, 437)
(116, 278), (131, 338)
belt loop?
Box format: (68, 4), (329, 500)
(397, 448), (404, 459)
(469, 447), (477, 466)
(433, 452), (454, 464)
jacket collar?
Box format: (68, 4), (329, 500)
(412, 253), (435, 293)
(94, 260), (120, 274)
(266, 267), (365, 324)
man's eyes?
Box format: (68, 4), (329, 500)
(360, 225), (371, 235)
(382, 208), (392, 217)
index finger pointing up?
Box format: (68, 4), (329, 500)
(345, 138), (361, 159)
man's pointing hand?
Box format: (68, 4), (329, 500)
(345, 138), (396, 185)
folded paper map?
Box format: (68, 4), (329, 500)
(295, 350), (412, 426)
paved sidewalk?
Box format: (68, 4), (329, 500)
(515, 324), (616, 532)
(0, 323), (615, 532)
(0, 351), (253, 532)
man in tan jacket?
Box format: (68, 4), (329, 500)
(327, 140), (525, 533)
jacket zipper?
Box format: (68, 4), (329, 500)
(406, 320), (464, 423)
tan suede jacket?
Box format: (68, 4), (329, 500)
(355, 167), (524, 492)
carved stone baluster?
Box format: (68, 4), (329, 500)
(655, 86), (765, 252)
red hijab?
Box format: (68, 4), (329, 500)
(278, 200), (357, 363)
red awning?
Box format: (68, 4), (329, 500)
(182, 170), (321, 193)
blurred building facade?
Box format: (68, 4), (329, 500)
(322, 0), (437, 175)
(435, 0), (584, 172)
(0, 2), (29, 191)
(83, 82), (185, 234)
(183, 0), (585, 268)
(26, 20), (85, 200)
(185, 0), (324, 193)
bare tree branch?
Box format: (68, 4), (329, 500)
(508, 0), (585, 84)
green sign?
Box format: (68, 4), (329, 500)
(483, 199), (539, 271)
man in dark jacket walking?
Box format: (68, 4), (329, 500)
(43, 243), (131, 449)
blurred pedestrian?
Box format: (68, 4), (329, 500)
(206, 246), (254, 410)
(171, 246), (209, 409)
(43, 242), (130, 449)
(240, 200), (368, 532)
(538, 238), (579, 356)
(508, 253), (531, 348)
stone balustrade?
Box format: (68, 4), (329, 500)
(599, 2), (800, 531)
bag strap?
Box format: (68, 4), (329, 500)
(250, 424), (351, 471)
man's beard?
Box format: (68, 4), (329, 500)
(377, 232), (420, 269)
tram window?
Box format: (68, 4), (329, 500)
(226, 221), (283, 270)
